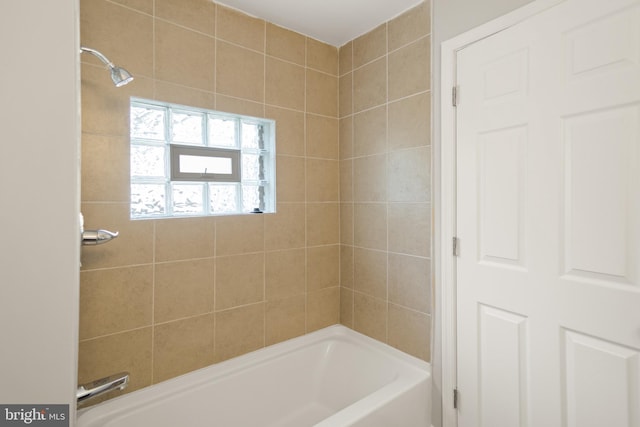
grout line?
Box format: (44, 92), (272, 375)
(103, 0), (152, 16)
(80, 262), (154, 273)
(350, 144), (431, 162)
(149, 218), (156, 384)
(349, 88), (431, 117)
(81, 256), (226, 273)
(212, 212), (217, 361)
(266, 52), (336, 77)
(285, 153), (340, 161)
(262, 21), (267, 348)
(349, 40), (356, 329)
(348, 33), (431, 75)
(78, 282), (344, 347)
(213, 300), (267, 315)
(303, 35), (309, 334)
(213, 37), (338, 79)
(261, 21), (267, 115)
(213, 3), (218, 108)
(336, 56), (343, 325)
(385, 22), (390, 344)
(79, 324), (154, 344)
(154, 16), (216, 39)
(350, 289), (433, 317)
(151, 0), (156, 90)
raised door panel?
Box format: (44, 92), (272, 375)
(478, 305), (529, 427)
(561, 106), (639, 285)
(563, 330), (640, 427)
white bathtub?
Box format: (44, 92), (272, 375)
(77, 325), (431, 427)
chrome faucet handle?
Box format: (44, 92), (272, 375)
(82, 229), (119, 245)
(77, 372), (129, 404)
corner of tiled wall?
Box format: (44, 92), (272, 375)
(338, 0), (432, 361)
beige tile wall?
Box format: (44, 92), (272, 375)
(339, 1), (432, 361)
(79, 0), (340, 403)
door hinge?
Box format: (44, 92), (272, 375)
(453, 237), (459, 256)
(454, 388), (459, 409)
(452, 86), (459, 107)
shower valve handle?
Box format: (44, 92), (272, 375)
(82, 229), (119, 245)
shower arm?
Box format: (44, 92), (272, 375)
(80, 46), (115, 68)
(79, 46), (134, 87)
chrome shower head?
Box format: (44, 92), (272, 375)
(109, 66), (134, 88)
(80, 46), (134, 87)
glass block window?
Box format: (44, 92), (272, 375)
(130, 98), (275, 219)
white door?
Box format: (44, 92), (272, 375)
(456, 0), (640, 426)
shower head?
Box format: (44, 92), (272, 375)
(80, 46), (134, 87)
(109, 66), (134, 88)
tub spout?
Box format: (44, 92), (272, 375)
(77, 372), (129, 404)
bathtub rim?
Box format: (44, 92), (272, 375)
(77, 324), (431, 425)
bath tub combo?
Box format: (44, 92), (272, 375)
(77, 325), (431, 426)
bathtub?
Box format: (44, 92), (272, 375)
(77, 325), (431, 427)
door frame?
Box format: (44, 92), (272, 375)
(438, 1), (564, 425)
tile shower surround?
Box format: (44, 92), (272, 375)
(79, 0), (431, 404)
(339, 1), (432, 362)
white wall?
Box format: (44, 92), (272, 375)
(433, 0), (534, 43)
(0, 0), (80, 421)
(431, 0), (534, 426)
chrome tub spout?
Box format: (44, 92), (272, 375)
(77, 372), (129, 404)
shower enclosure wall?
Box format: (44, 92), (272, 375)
(79, 0), (432, 405)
